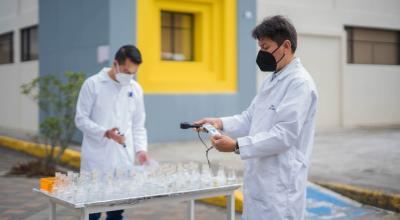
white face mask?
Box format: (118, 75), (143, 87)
(115, 63), (133, 86)
(116, 72), (133, 86)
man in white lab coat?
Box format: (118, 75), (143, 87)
(75, 45), (150, 220)
(195, 16), (318, 220)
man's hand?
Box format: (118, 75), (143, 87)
(105, 127), (125, 145)
(136, 151), (150, 165)
(194, 117), (223, 131)
(211, 134), (236, 152)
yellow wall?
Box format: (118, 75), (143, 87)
(137, 0), (237, 93)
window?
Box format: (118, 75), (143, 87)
(0, 32), (14, 64)
(346, 27), (400, 65)
(21, 25), (38, 61)
(138, 0), (237, 93)
(161, 11), (194, 61)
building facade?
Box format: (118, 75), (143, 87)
(0, 0), (38, 133)
(0, 0), (399, 142)
(259, 0), (400, 129)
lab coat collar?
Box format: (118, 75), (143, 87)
(274, 57), (300, 82)
(99, 67), (124, 87)
(262, 57), (300, 92)
(99, 67), (113, 82)
(99, 67), (136, 88)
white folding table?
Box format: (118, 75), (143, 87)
(33, 183), (241, 220)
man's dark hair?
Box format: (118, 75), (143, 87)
(115, 45), (142, 65)
(252, 15), (297, 53)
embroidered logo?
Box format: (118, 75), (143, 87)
(269, 105), (276, 111)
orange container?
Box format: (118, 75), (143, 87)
(40, 177), (55, 192)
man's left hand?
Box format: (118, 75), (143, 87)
(211, 135), (236, 152)
(136, 151), (150, 165)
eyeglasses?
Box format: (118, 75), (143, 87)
(197, 130), (214, 169)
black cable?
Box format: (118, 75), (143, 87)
(205, 146), (214, 169)
(197, 130), (214, 168)
(197, 130), (208, 149)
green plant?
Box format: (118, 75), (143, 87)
(21, 71), (85, 168)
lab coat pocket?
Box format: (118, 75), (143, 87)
(289, 149), (307, 192)
(248, 157), (278, 201)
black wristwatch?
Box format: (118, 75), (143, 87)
(234, 140), (240, 154)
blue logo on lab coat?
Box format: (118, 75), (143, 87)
(269, 105), (276, 111)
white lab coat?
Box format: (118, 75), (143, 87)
(75, 68), (148, 173)
(221, 58), (318, 220)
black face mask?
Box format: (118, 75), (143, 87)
(256, 45), (285, 72)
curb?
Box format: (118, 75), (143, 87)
(0, 135), (80, 169)
(314, 181), (400, 213)
(0, 135), (242, 211)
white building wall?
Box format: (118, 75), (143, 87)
(0, 0), (399, 134)
(0, 0), (38, 133)
(257, 0), (400, 128)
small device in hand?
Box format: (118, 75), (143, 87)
(116, 129), (126, 148)
(180, 122), (220, 137)
(202, 123), (221, 137)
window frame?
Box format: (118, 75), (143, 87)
(161, 10), (195, 62)
(345, 26), (400, 65)
(20, 25), (39, 62)
(0, 31), (14, 65)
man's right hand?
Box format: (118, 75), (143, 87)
(194, 118), (223, 131)
(105, 127), (126, 145)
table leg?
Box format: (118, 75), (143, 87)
(227, 192), (235, 220)
(80, 208), (89, 220)
(187, 200), (195, 220)
(49, 200), (56, 220)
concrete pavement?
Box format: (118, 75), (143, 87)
(309, 127), (400, 194)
